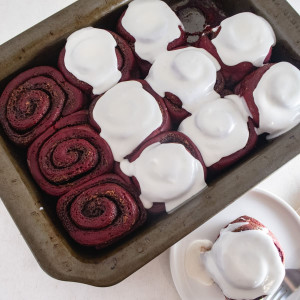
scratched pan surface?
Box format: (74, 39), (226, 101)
(0, 0), (299, 287)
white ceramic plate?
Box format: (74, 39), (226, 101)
(170, 188), (300, 300)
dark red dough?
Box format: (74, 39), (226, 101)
(196, 32), (273, 88)
(0, 66), (86, 147)
(89, 79), (172, 157)
(234, 64), (274, 128)
(117, 10), (186, 77)
(126, 131), (207, 214)
(164, 92), (192, 127)
(27, 110), (114, 196)
(207, 117), (258, 175)
(222, 215), (285, 300)
(56, 173), (147, 248)
(163, 70), (225, 127)
(58, 30), (139, 96)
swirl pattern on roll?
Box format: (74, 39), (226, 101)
(27, 110), (114, 196)
(56, 173), (146, 248)
(0, 66), (86, 147)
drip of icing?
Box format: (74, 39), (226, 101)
(64, 27), (121, 95)
(253, 62), (300, 139)
(178, 96), (250, 167)
(203, 223), (285, 299)
(93, 81), (163, 162)
(121, 0), (183, 63)
(146, 47), (220, 112)
(185, 240), (214, 286)
(120, 142), (206, 212)
(212, 12), (276, 66)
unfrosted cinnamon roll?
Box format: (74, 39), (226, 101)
(27, 111), (114, 196)
(56, 173), (146, 248)
(0, 66), (86, 147)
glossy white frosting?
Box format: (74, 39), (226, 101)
(93, 81), (163, 162)
(185, 240), (214, 286)
(120, 142), (206, 212)
(64, 27), (121, 95)
(121, 0), (183, 64)
(212, 12), (276, 66)
(203, 222), (285, 300)
(253, 62), (300, 139)
(146, 47), (220, 113)
(179, 96), (250, 167)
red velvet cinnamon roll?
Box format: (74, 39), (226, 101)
(120, 131), (207, 214)
(205, 216), (285, 300)
(0, 66), (86, 147)
(27, 110), (114, 196)
(58, 27), (138, 96)
(56, 173), (146, 248)
(89, 80), (171, 162)
(146, 46), (223, 126)
(116, 0), (186, 76)
(235, 62), (300, 139)
(196, 12), (275, 87)
(178, 95), (257, 173)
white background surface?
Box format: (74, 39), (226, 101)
(0, 1), (300, 299)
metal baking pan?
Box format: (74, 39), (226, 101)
(0, 0), (299, 287)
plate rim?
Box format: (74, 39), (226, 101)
(169, 187), (300, 300)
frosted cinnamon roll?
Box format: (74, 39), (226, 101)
(235, 62), (300, 139)
(146, 47), (223, 125)
(116, 0), (186, 76)
(89, 80), (171, 162)
(120, 131), (207, 214)
(178, 96), (257, 172)
(58, 27), (137, 96)
(186, 216), (285, 300)
(197, 12), (276, 87)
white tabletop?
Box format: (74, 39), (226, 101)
(0, 1), (300, 299)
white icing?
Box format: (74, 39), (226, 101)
(179, 96), (250, 167)
(120, 142), (206, 212)
(64, 27), (121, 95)
(253, 62), (300, 139)
(93, 81), (163, 162)
(146, 47), (220, 113)
(185, 240), (214, 286)
(204, 223), (285, 299)
(212, 12), (276, 67)
(121, 0), (183, 63)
